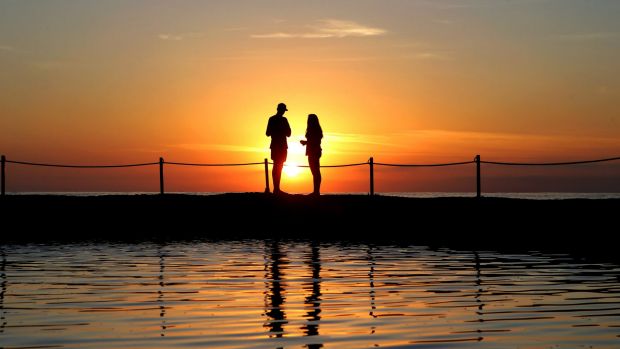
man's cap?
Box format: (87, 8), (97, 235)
(277, 103), (288, 111)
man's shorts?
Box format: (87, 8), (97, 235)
(271, 148), (288, 163)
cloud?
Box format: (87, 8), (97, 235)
(411, 52), (451, 61)
(251, 32), (296, 39)
(418, 1), (475, 10)
(171, 143), (266, 153)
(327, 132), (400, 147)
(309, 56), (386, 62)
(314, 19), (387, 37)
(251, 19), (387, 39)
(394, 42), (426, 49)
(322, 132), (410, 157)
(31, 60), (68, 70)
(310, 54), (449, 63)
(597, 86), (620, 96)
(0, 45), (16, 52)
(323, 129), (620, 160)
(553, 32), (619, 42)
(158, 32), (205, 41)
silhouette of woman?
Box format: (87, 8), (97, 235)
(300, 114), (323, 196)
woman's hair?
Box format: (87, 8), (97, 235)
(306, 114), (323, 139)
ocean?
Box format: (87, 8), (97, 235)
(1, 241), (619, 348)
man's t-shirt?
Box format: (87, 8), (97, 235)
(266, 115), (291, 150)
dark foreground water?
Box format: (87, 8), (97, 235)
(1, 241), (619, 348)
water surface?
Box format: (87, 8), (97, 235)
(1, 241), (619, 348)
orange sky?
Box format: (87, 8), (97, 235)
(1, 1), (619, 193)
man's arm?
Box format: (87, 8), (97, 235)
(285, 118), (291, 137)
(266, 118), (272, 137)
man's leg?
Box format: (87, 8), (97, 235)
(273, 161), (283, 193)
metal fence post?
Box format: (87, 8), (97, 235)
(159, 157), (165, 195)
(475, 155), (481, 198)
(1, 155), (5, 196)
(264, 158), (270, 193)
(369, 157), (374, 196)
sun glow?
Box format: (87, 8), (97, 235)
(283, 162), (302, 177)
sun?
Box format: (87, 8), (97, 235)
(283, 162), (302, 177)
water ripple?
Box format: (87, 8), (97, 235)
(0, 242), (619, 348)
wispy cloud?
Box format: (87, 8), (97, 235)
(310, 54), (451, 63)
(31, 60), (69, 70)
(121, 147), (166, 154)
(0, 45), (17, 52)
(251, 19), (387, 39)
(553, 32), (619, 42)
(433, 19), (454, 25)
(171, 143), (266, 153)
(597, 85), (620, 96)
(166, 130), (620, 162)
(419, 1), (475, 10)
(158, 32), (205, 41)
(323, 129), (620, 160)
(251, 32), (297, 39)
(327, 132), (400, 147)
(394, 42), (426, 49)
(410, 52), (451, 61)
(223, 27), (247, 32)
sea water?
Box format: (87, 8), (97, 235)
(1, 241), (619, 348)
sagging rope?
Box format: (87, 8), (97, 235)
(6, 160), (158, 168)
(481, 156), (620, 166)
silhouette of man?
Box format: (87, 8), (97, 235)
(266, 102), (291, 194)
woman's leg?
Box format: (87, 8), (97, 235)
(309, 156), (321, 195)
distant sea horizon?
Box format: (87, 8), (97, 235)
(5, 192), (620, 200)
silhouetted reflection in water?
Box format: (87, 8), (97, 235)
(0, 249), (6, 333)
(368, 247), (377, 317)
(474, 251), (484, 342)
(301, 242), (323, 348)
(157, 245), (167, 337)
(367, 246), (377, 341)
(264, 241), (288, 339)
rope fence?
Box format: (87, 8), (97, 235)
(166, 161), (265, 167)
(480, 156), (620, 166)
(374, 160), (475, 167)
(1, 154), (619, 197)
(4, 160), (159, 168)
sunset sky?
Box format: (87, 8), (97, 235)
(1, 0), (619, 193)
